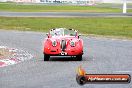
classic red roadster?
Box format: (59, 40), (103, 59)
(43, 28), (83, 61)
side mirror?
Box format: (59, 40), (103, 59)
(46, 33), (49, 38)
(78, 34), (81, 38)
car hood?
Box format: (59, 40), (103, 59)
(49, 36), (79, 42)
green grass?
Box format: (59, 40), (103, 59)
(0, 17), (132, 38)
(0, 2), (129, 12)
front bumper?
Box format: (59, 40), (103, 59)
(44, 48), (83, 56)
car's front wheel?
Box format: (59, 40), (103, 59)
(76, 55), (82, 61)
(44, 54), (50, 61)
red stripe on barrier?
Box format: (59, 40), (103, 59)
(0, 62), (6, 67)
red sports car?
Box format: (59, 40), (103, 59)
(43, 28), (83, 61)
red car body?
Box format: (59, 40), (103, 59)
(43, 28), (83, 61)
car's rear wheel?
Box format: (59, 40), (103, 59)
(44, 54), (50, 61)
(76, 55), (82, 61)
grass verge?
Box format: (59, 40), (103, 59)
(0, 17), (132, 38)
(1, 2), (131, 13)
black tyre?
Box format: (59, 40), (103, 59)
(44, 54), (50, 61)
(76, 55), (82, 61)
(76, 75), (86, 85)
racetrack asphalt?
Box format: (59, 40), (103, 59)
(0, 12), (132, 17)
(0, 30), (132, 88)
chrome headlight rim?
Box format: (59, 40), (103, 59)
(70, 41), (75, 47)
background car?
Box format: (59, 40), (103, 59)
(43, 28), (83, 61)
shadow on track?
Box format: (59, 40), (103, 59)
(49, 56), (79, 61)
(39, 56), (93, 62)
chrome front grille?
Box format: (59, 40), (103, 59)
(61, 40), (66, 51)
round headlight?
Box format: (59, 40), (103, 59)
(52, 40), (57, 47)
(70, 41), (75, 47)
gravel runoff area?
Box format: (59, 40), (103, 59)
(0, 46), (33, 67)
(0, 30), (132, 88)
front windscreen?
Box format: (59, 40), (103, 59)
(50, 28), (76, 36)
